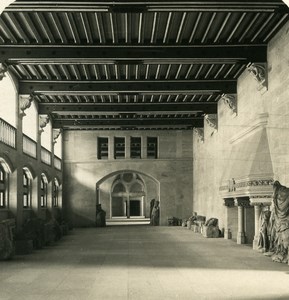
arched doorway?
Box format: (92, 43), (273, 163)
(95, 170), (160, 221)
(111, 173), (145, 218)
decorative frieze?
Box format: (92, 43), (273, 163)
(53, 129), (61, 144)
(19, 94), (33, 117)
(0, 63), (7, 80)
(235, 179), (274, 189)
(194, 128), (204, 143)
(205, 114), (217, 131)
(246, 63), (267, 94)
(221, 93), (237, 116)
(39, 115), (50, 133)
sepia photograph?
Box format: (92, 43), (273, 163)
(1, 1), (289, 299)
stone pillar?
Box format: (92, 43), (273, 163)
(235, 198), (250, 244)
(223, 198), (234, 239)
(253, 205), (261, 250)
(108, 136), (114, 160)
(142, 135), (147, 159)
(125, 136), (130, 159)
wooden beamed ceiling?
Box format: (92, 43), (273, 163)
(1, 0), (288, 130)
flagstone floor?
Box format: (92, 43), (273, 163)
(1, 226), (289, 300)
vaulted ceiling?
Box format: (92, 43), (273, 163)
(0, 1), (288, 130)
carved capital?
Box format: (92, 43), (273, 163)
(235, 198), (251, 208)
(224, 198), (235, 207)
(205, 114), (217, 131)
(250, 196), (272, 206)
(221, 93), (237, 116)
(0, 63), (7, 80)
(19, 94), (33, 117)
(194, 128), (204, 143)
(246, 63), (267, 94)
(39, 115), (50, 133)
(53, 129), (61, 144)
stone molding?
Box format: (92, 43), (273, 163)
(230, 112), (269, 144)
(39, 115), (50, 133)
(194, 128), (204, 143)
(205, 114), (217, 131)
(246, 63), (267, 94)
(0, 63), (7, 80)
(53, 129), (61, 144)
(221, 93), (237, 116)
(19, 94), (33, 117)
(220, 178), (273, 192)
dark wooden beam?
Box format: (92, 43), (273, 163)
(20, 80), (236, 94)
(1, 45), (267, 64)
(5, 1), (288, 13)
(39, 102), (218, 114)
(52, 117), (204, 128)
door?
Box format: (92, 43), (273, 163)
(130, 200), (141, 216)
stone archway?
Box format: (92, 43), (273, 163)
(96, 170), (160, 220)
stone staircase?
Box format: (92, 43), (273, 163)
(106, 216), (150, 226)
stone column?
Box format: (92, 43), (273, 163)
(223, 198), (235, 239)
(108, 136), (114, 160)
(235, 198), (250, 244)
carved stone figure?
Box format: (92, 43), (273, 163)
(202, 218), (220, 238)
(96, 204), (106, 227)
(257, 210), (271, 253)
(266, 181), (289, 264)
(150, 200), (160, 226)
(150, 199), (155, 219)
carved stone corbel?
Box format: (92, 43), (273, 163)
(194, 128), (204, 143)
(205, 114), (217, 131)
(39, 115), (50, 133)
(0, 63), (7, 80)
(221, 93), (237, 116)
(53, 129), (61, 144)
(19, 94), (33, 117)
(246, 63), (267, 94)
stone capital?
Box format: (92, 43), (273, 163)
(39, 115), (50, 133)
(224, 198), (235, 207)
(221, 93), (237, 116)
(249, 196), (272, 206)
(194, 128), (204, 143)
(205, 114), (217, 131)
(235, 198), (251, 208)
(19, 94), (33, 117)
(246, 63), (267, 94)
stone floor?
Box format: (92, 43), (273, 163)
(1, 226), (289, 300)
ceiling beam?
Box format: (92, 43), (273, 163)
(52, 117), (204, 128)
(1, 45), (267, 64)
(19, 80), (236, 94)
(39, 102), (218, 114)
(5, 1), (288, 13)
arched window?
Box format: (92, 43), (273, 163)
(52, 178), (59, 207)
(40, 174), (48, 208)
(0, 164), (8, 208)
(23, 168), (32, 208)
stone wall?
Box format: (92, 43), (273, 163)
(193, 20), (289, 233)
(63, 130), (194, 227)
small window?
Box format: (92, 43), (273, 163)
(40, 174), (47, 208)
(147, 137), (158, 159)
(0, 164), (8, 208)
(114, 137), (125, 159)
(0, 191), (5, 208)
(23, 169), (32, 208)
(98, 137), (108, 159)
(130, 137), (141, 159)
(53, 179), (59, 207)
